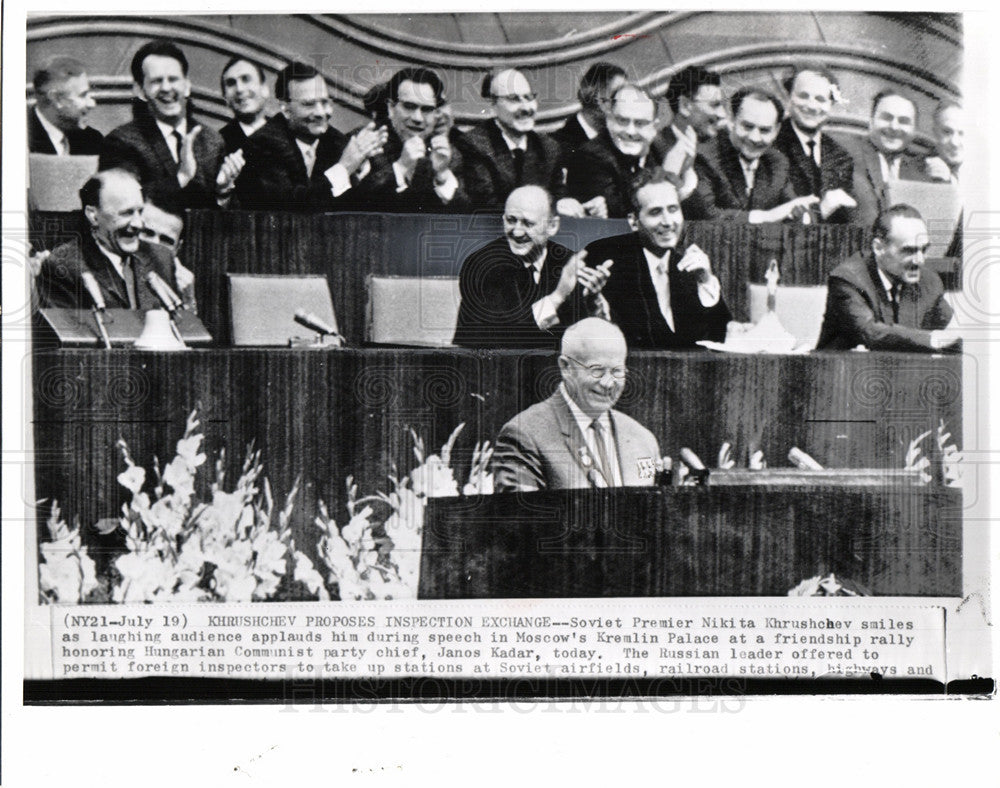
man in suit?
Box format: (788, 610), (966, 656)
(363, 67), (468, 213)
(562, 84), (669, 218)
(491, 318), (662, 492)
(457, 69), (563, 211)
(236, 61), (387, 212)
(452, 185), (611, 349)
(37, 169), (180, 310)
(845, 89), (928, 228)
(99, 40), (233, 210)
(684, 88), (817, 223)
(138, 196), (197, 312)
(551, 62), (626, 163)
(925, 101), (963, 184)
(218, 57), (269, 154)
(29, 56), (103, 155)
(773, 63), (857, 223)
(816, 204), (960, 352)
(584, 169), (731, 350)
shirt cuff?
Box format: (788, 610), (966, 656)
(433, 170), (459, 202)
(532, 295), (560, 329)
(392, 160), (410, 193)
(325, 163), (352, 197)
(698, 275), (721, 307)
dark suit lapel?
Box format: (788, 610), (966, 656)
(487, 123), (517, 192)
(29, 109), (57, 154)
(717, 136), (749, 208)
(137, 110), (181, 179)
(84, 235), (131, 308)
(862, 143), (886, 200)
(864, 256), (891, 323)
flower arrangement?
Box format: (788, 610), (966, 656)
(904, 420), (962, 487)
(787, 573), (870, 596)
(38, 412), (493, 604)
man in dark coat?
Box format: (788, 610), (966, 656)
(218, 57), (270, 154)
(29, 56), (103, 155)
(551, 62), (626, 164)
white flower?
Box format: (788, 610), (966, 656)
(117, 463), (146, 495)
(341, 506), (373, 546)
(252, 529), (288, 599)
(149, 497), (187, 540)
(175, 434), (207, 468)
(410, 455), (460, 498)
(114, 551), (177, 603)
(39, 543), (98, 604)
(162, 456), (196, 498)
(293, 551), (330, 600)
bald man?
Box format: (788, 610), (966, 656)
(453, 185), (611, 348)
(456, 69), (564, 210)
(491, 318), (661, 492)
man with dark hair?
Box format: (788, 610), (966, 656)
(685, 88), (817, 222)
(99, 40), (232, 210)
(773, 63), (857, 222)
(659, 64), (728, 144)
(562, 84), (676, 218)
(455, 68), (563, 211)
(363, 66), (467, 212)
(925, 100), (963, 183)
(218, 57), (270, 153)
(36, 169), (180, 310)
(235, 61), (387, 211)
(491, 318), (662, 492)
(845, 89), (928, 227)
(582, 169), (731, 349)
(452, 185), (611, 349)
(29, 56), (103, 155)
(551, 62), (626, 161)
(817, 204), (959, 352)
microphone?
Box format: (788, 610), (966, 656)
(145, 272), (184, 314)
(294, 309), (346, 345)
(81, 271), (112, 349)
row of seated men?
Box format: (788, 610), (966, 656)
(29, 39), (963, 224)
(34, 165), (961, 355)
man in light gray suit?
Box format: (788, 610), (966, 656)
(491, 318), (662, 492)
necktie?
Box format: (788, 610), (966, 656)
(60, 136), (71, 156)
(172, 130), (184, 164)
(512, 148), (525, 184)
(890, 283), (901, 323)
(740, 158), (756, 195)
(590, 419), (616, 488)
(654, 258), (674, 331)
(806, 139), (820, 189)
(122, 256), (138, 309)
(622, 154), (640, 175)
(302, 145), (316, 178)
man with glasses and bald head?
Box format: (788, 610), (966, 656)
(491, 318), (662, 492)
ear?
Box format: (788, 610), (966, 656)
(132, 83), (147, 102)
(83, 204), (98, 228)
(676, 95), (692, 118)
(557, 355), (570, 374)
(627, 211), (639, 232)
(872, 237), (885, 258)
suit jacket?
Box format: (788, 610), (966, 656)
(453, 238), (596, 349)
(564, 132), (665, 218)
(36, 228), (179, 311)
(235, 113), (360, 212)
(363, 128), (469, 214)
(28, 108), (103, 155)
(492, 390), (661, 492)
(816, 253), (954, 352)
(584, 232), (731, 350)
(455, 122), (563, 210)
(773, 120), (854, 223)
(842, 137), (929, 228)
(684, 133), (796, 221)
(550, 114), (594, 165)
(99, 104), (225, 210)
(219, 118), (263, 154)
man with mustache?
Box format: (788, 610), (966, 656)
(36, 169), (181, 311)
(235, 61), (387, 212)
(218, 57), (270, 154)
(99, 40), (234, 210)
(685, 88), (817, 222)
(562, 84), (673, 218)
(452, 185), (611, 349)
(363, 66), (468, 213)
(29, 56), (102, 155)
(817, 204), (960, 352)
(491, 318), (662, 492)
(845, 89), (929, 227)
(773, 63), (857, 223)
(457, 69), (563, 211)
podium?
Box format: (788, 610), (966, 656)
(418, 487), (962, 599)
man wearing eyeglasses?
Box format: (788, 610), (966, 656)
(491, 318), (661, 491)
(583, 169), (730, 349)
(236, 61), (387, 211)
(452, 185), (612, 349)
(561, 84), (674, 218)
(363, 66), (468, 212)
(456, 69), (564, 210)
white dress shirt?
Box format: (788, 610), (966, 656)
(877, 152), (901, 182)
(391, 140), (459, 202)
(642, 247), (721, 331)
(739, 155), (760, 194)
(559, 383), (622, 486)
(156, 118), (187, 162)
(791, 124), (822, 166)
(35, 107), (69, 155)
(577, 112), (600, 141)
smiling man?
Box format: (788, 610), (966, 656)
(686, 88), (817, 223)
(218, 57), (270, 153)
(457, 68), (563, 210)
(99, 40), (229, 210)
(773, 63), (856, 222)
(29, 56), (102, 155)
(452, 185), (611, 348)
(491, 318), (662, 492)
(583, 169), (730, 349)
(817, 204), (960, 352)
(36, 169), (180, 311)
